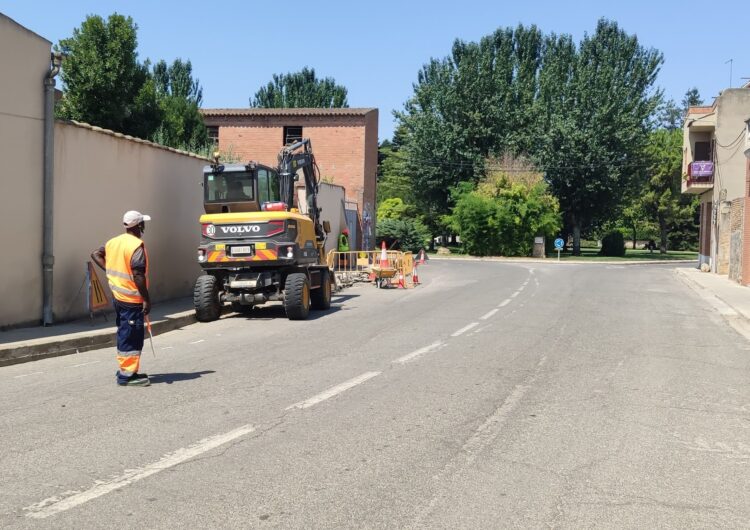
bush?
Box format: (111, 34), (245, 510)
(376, 218), (431, 252)
(600, 231), (626, 257)
(449, 183), (561, 257)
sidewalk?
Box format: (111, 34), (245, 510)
(0, 298), (195, 367)
(676, 267), (750, 321)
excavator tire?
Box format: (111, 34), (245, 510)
(310, 269), (332, 310)
(284, 272), (310, 320)
(194, 274), (221, 322)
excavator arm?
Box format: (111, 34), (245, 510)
(277, 139), (325, 242)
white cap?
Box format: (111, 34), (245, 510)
(122, 210), (152, 228)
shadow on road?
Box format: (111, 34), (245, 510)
(149, 370), (216, 385)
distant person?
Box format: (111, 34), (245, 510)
(646, 240), (657, 253)
(338, 228), (350, 268)
(91, 211), (152, 387)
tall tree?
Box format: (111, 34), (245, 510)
(56, 13), (160, 139)
(151, 59), (208, 149)
(642, 128), (689, 253)
(682, 87), (704, 112)
(537, 20), (663, 254)
(250, 67), (348, 108)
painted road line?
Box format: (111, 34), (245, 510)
(161, 346), (174, 350)
(13, 372), (44, 379)
(69, 361), (101, 368)
(285, 372), (381, 410)
(24, 424), (255, 519)
(480, 309), (499, 320)
(451, 322), (479, 337)
(498, 299), (511, 308)
(393, 341), (444, 364)
(511, 291), (520, 298)
(189, 339), (205, 345)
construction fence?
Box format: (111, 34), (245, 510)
(326, 250), (422, 289)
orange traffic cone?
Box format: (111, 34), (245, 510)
(397, 272), (405, 289)
(413, 263), (420, 285)
(380, 240), (389, 268)
(419, 249), (426, 265)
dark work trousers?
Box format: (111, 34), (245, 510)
(114, 300), (145, 382)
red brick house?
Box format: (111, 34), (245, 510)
(201, 108), (378, 249)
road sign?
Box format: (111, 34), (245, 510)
(87, 261), (109, 313)
(554, 238), (564, 250)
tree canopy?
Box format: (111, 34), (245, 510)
(396, 19), (663, 254)
(250, 67), (348, 108)
(56, 13), (208, 151)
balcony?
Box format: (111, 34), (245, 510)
(683, 161), (714, 194)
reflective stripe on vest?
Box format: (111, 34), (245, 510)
(104, 233), (148, 304)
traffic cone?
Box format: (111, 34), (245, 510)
(413, 263), (420, 285)
(397, 272), (405, 289)
(380, 240), (389, 268)
(419, 249), (426, 265)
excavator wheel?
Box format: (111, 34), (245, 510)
(194, 274), (221, 322)
(284, 272), (310, 320)
(311, 269), (332, 310)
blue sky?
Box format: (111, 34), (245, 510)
(2, 0), (747, 141)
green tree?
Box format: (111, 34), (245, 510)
(56, 13), (160, 139)
(682, 87), (703, 112)
(642, 128), (689, 253)
(377, 198), (415, 221)
(448, 158), (561, 256)
(377, 127), (413, 206)
(251, 67), (348, 108)
(376, 218), (431, 253)
(537, 20), (663, 254)
(151, 59), (209, 150)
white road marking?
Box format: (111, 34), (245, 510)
(69, 361), (100, 368)
(24, 424), (255, 519)
(498, 299), (511, 308)
(451, 322), (479, 337)
(511, 291), (520, 298)
(414, 355), (548, 524)
(189, 339), (205, 345)
(285, 372), (381, 410)
(393, 341), (444, 364)
(480, 309), (499, 320)
(161, 346), (173, 350)
(13, 372), (44, 379)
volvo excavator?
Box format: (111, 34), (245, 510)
(193, 139), (333, 321)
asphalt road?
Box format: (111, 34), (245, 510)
(1, 260), (749, 528)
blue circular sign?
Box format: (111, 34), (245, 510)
(554, 238), (564, 250)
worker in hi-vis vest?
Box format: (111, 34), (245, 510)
(91, 210), (152, 387)
(338, 228), (350, 268)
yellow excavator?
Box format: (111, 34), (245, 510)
(194, 139), (332, 321)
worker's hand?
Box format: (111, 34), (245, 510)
(142, 301), (151, 316)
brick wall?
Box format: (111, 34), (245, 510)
(728, 198), (744, 282)
(205, 111), (378, 236)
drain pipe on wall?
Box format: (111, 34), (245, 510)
(42, 52), (62, 326)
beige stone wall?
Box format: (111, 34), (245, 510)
(0, 15), (52, 327)
(51, 122), (208, 323)
(728, 198), (744, 282)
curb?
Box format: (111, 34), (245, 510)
(0, 311), (196, 368)
(427, 256), (698, 265)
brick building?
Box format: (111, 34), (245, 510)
(201, 108), (378, 249)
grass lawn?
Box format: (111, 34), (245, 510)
(553, 248), (698, 261)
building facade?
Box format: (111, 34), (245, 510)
(201, 108), (379, 250)
(682, 87), (750, 283)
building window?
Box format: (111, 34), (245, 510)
(695, 141), (711, 161)
(283, 126), (303, 145)
(207, 126), (219, 145)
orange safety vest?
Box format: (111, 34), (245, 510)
(105, 233), (148, 304)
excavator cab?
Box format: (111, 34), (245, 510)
(203, 164), (288, 214)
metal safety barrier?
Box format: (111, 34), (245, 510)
(327, 250), (419, 289)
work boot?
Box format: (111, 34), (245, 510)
(117, 373), (151, 387)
